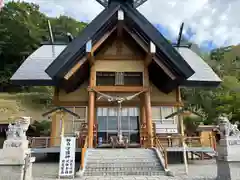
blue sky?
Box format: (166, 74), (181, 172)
(5, 0), (240, 50)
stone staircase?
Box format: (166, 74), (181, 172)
(83, 148), (165, 176)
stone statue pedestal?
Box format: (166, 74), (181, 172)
(216, 138), (238, 180)
(216, 116), (240, 180)
(0, 117), (35, 180)
(0, 140), (30, 165)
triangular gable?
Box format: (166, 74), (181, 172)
(45, 2), (121, 78)
(121, 3), (194, 79)
(45, 1), (194, 83)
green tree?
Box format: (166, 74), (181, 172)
(183, 46), (240, 124)
(0, 1), (87, 92)
(0, 1), (87, 109)
(0, 2), (48, 90)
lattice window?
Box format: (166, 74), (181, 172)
(115, 72), (124, 85)
(96, 71), (143, 86)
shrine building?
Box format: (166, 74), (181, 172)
(10, 0), (221, 149)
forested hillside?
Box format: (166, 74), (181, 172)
(0, 2), (240, 126)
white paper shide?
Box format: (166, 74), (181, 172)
(59, 137), (76, 178)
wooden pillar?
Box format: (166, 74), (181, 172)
(176, 87), (184, 146)
(140, 95), (146, 147)
(177, 88), (184, 133)
(88, 65), (96, 148)
(60, 111), (65, 137)
(143, 64), (153, 147)
(144, 91), (153, 147)
(50, 113), (57, 147)
(50, 87), (59, 147)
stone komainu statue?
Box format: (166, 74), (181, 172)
(217, 115), (239, 138)
(6, 116), (31, 140)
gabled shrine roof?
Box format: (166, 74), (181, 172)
(45, 1), (194, 80)
(11, 1), (221, 91)
(45, 2), (121, 79)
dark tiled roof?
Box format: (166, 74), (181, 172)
(11, 45), (66, 85)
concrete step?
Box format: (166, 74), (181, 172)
(85, 167), (163, 171)
(83, 148), (164, 177)
(86, 162), (161, 167)
(83, 171), (165, 176)
(86, 160), (159, 163)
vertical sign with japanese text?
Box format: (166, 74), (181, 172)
(58, 137), (76, 178)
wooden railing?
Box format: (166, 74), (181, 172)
(28, 137), (80, 148)
(155, 136), (216, 149)
(81, 136), (88, 170)
(155, 136), (168, 169)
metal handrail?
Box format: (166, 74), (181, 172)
(155, 137), (168, 169)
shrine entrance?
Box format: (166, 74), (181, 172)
(97, 107), (140, 146)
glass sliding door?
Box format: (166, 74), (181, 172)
(120, 107), (140, 144)
(97, 107), (140, 145)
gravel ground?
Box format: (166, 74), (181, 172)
(31, 159), (240, 180)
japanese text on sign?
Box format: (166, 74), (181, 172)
(58, 137), (76, 178)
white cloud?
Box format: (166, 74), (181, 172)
(4, 0), (240, 47)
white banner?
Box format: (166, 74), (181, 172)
(155, 123), (178, 134)
(58, 136), (76, 178)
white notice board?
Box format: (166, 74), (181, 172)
(58, 136), (76, 178)
(155, 123), (178, 134)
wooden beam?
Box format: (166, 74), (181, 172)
(95, 55), (143, 60)
(89, 86), (148, 93)
(123, 26), (176, 80)
(117, 10), (124, 55)
(87, 52), (94, 65)
(145, 52), (152, 67)
(116, 22), (123, 55)
(53, 100), (183, 107)
(64, 26), (117, 80)
(92, 26), (116, 53)
(64, 56), (88, 80)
